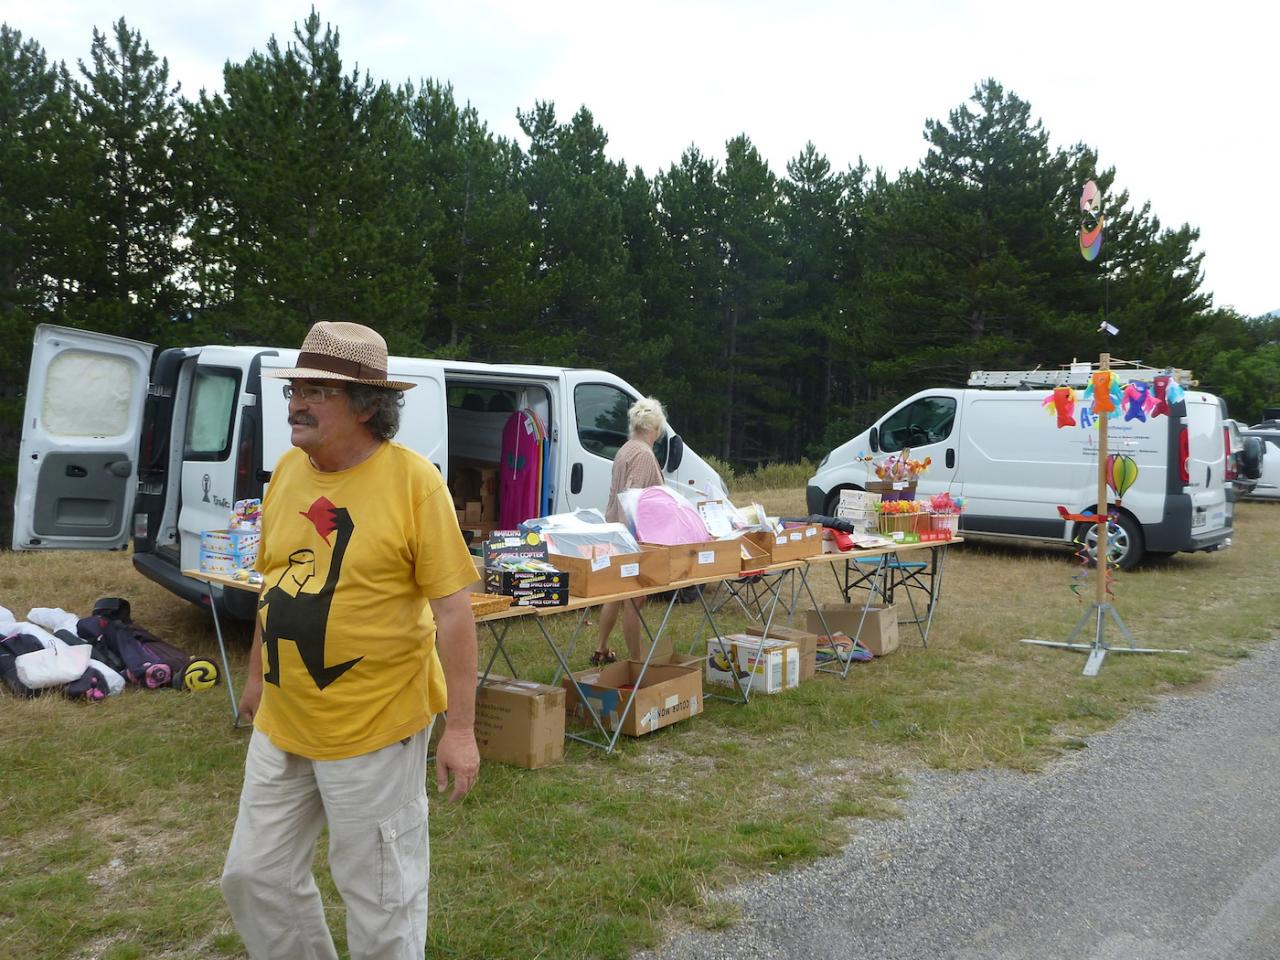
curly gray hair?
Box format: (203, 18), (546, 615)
(346, 383), (404, 441)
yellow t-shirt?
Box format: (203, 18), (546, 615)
(252, 442), (478, 760)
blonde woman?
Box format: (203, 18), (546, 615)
(592, 397), (667, 664)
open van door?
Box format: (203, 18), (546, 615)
(13, 325), (155, 549)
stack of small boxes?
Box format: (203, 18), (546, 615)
(199, 499), (262, 576)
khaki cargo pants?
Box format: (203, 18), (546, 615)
(222, 726), (431, 960)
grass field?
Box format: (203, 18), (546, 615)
(2, 495), (1278, 960)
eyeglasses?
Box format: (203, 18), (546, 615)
(282, 383), (347, 403)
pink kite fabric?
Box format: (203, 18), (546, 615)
(632, 487), (712, 545)
(499, 410), (543, 528)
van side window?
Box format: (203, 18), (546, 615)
(880, 397), (957, 450)
(574, 383), (633, 460)
(184, 368), (239, 460)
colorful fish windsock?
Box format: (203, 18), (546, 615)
(1080, 180), (1104, 261)
(1089, 371), (1118, 414)
(1044, 386), (1077, 428)
(1107, 454), (1139, 500)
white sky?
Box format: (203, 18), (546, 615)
(6, 0), (1277, 317)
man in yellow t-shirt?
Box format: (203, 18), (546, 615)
(221, 321), (480, 960)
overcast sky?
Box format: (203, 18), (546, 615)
(6, 0), (1277, 318)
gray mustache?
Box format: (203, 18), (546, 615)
(289, 414), (317, 427)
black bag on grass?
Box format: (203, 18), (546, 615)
(75, 615), (216, 691)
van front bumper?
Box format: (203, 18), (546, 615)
(806, 484), (827, 515)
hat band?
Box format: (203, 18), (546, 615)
(296, 351), (389, 381)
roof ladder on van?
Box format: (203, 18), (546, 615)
(968, 361), (1195, 389)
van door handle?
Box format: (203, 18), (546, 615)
(946, 448), (955, 469)
(570, 463), (583, 494)
(66, 465), (88, 478)
(105, 461), (132, 478)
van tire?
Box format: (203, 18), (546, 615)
(1079, 512), (1145, 570)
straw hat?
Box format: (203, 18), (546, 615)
(267, 321), (415, 391)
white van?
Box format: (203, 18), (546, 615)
(805, 369), (1232, 568)
(12, 325), (724, 617)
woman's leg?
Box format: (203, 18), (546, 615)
(595, 601), (621, 658)
(622, 597), (646, 660)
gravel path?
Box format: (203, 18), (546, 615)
(639, 639), (1280, 960)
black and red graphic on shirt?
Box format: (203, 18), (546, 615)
(259, 497), (362, 690)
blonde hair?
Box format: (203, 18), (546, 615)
(628, 396), (667, 436)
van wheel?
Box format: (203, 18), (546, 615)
(1080, 513), (1145, 570)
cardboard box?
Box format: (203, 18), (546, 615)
(647, 538), (741, 582)
(743, 523), (822, 564)
(200, 528), (260, 558)
(465, 501), (483, 523)
(805, 604), (899, 656)
(704, 634), (800, 694)
(485, 530), (549, 565)
(484, 565), (570, 607)
(562, 661), (703, 737)
(836, 490), (882, 534)
(745, 623), (818, 681)
(552, 545), (671, 598)
(474, 674), (565, 769)
(199, 548), (257, 575)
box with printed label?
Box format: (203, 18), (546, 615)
(199, 548), (257, 576)
(648, 538), (741, 582)
(704, 634), (800, 694)
(562, 661), (702, 737)
(805, 604), (899, 656)
(743, 523), (822, 564)
(484, 566), (570, 607)
(552, 545), (671, 598)
(474, 674), (565, 769)
(200, 528), (260, 558)
(745, 623), (818, 682)
(484, 530), (550, 565)
(835, 490), (882, 534)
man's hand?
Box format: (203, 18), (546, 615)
(430, 586), (481, 802)
(435, 725), (480, 802)
(238, 674), (263, 725)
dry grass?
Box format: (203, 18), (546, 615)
(2, 499), (1278, 959)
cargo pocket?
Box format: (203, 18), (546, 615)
(377, 794), (428, 910)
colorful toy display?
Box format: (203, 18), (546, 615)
(1079, 179), (1104, 262)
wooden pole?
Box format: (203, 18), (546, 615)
(1096, 352), (1110, 605)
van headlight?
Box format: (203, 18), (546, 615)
(818, 453), (830, 469)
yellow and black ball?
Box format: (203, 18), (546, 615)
(182, 659), (219, 691)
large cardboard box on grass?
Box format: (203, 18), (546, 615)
(743, 523), (822, 564)
(474, 674), (565, 769)
(562, 660), (702, 737)
(805, 604), (899, 656)
(705, 634), (801, 694)
(646, 538), (740, 582)
(552, 545), (670, 598)
(746, 623), (818, 681)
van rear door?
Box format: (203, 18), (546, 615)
(12, 325), (154, 549)
(1183, 392), (1229, 536)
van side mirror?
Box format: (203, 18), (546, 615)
(667, 434), (684, 471)
(1241, 436), (1263, 479)
(869, 426), (880, 453)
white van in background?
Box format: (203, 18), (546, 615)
(806, 367), (1233, 568)
(12, 325), (724, 617)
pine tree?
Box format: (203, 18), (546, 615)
(73, 18), (187, 343)
(185, 11), (430, 350)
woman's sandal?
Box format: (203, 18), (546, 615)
(589, 649), (617, 666)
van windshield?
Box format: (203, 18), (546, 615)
(880, 397), (957, 450)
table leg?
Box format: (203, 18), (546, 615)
(692, 584), (749, 705)
(480, 619), (519, 681)
(205, 581), (245, 729)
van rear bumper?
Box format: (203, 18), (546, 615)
(1144, 496), (1232, 554)
(133, 550), (258, 620)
